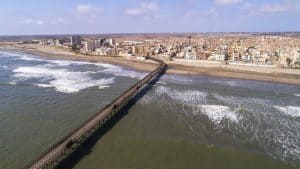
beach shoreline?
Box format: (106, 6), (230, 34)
(1, 43), (300, 86)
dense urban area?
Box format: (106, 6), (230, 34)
(25, 33), (300, 68)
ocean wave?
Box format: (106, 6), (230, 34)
(161, 74), (193, 82)
(1, 65), (8, 70)
(98, 85), (110, 89)
(211, 79), (238, 87)
(101, 63), (146, 79)
(193, 105), (240, 124)
(138, 85), (207, 106)
(155, 86), (207, 104)
(46, 59), (146, 79)
(12, 66), (115, 93)
(274, 106), (300, 117)
(5, 51), (146, 79)
(0, 51), (24, 58)
(213, 93), (270, 105)
(8, 82), (17, 85)
(156, 81), (167, 85)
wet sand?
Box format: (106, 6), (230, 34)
(1, 43), (300, 85)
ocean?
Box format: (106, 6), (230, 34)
(0, 51), (299, 169)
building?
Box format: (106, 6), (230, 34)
(185, 52), (197, 60)
(70, 36), (81, 46)
(209, 53), (226, 61)
(55, 39), (63, 46)
(291, 49), (300, 64)
(94, 39), (102, 49)
(108, 38), (115, 46)
(84, 41), (95, 52)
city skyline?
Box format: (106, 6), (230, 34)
(1, 0), (300, 35)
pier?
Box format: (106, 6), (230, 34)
(23, 57), (167, 169)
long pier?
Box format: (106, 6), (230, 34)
(23, 57), (167, 169)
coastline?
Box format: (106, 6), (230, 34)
(0, 43), (158, 73)
(1, 43), (300, 86)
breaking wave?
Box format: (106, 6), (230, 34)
(100, 63), (146, 79)
(193, 105), (240, 124)
(13, 66), (115, 93)
(274, 106), (300, 117)
(0, 51), (148, 93)
(155, 86), (207, 104)
(139, 86), (240, 123)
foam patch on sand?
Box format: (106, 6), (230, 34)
(274, 106), (300, 117)
(12, 66), (115, 93)
(193, 105), (240, 124)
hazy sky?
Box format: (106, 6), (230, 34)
(0, 0), (299, 35)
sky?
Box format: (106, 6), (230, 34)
(0, 0), (299, 35)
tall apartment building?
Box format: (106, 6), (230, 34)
(84, 41), (95, 52)
(70, 35), (81, 46)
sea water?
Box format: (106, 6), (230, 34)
(0, 51), (299, 169)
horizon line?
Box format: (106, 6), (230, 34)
(1, 31), (300, 37)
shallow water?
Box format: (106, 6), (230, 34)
(73, 75), (300, 169)
(0, 51), (144, 169)
(0, 51), (299, 169)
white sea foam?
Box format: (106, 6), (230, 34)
(101, 63), (146, 79)
(211, 79), (239, 87)
(294, 94), (300, 97)
(1, 65), (8, 69)
(194, 105), (240, 124)
(161, 75), (193, 82)
(8, 82), (17, 85)
(213, 93), (271, 108)
(139, 86), (207, 105)
(3, 51), (146, 79)
(157, 81), (167, 85)
(12, 66), (115, 93)
(0, 51), (23, 57)
(274, 106), (300, 117)
(35, 84), (53, 88)
(0, 51), (46, 62)
(155, 86), (207, 104)
(47, 59), (105, 67)
(19, 55), (44, 62)
(98, 85), (110, 89)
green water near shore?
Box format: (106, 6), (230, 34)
(73, 103), (298, 169)
(72, 76), (300, 169)
(1, 51), (299, 169)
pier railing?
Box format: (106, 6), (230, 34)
(23, 57), (167, 169)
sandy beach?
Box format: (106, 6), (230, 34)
(0, 43), (159, 73)
(1, 42), (300, 86)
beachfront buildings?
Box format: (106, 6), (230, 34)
(38, 33), (300, 68)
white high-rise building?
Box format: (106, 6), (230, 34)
(84, 41), (95, 52)
(108, 38), (115, 46)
